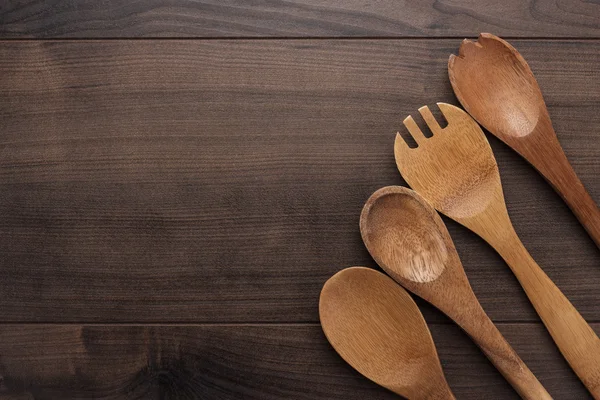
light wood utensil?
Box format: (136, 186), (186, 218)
(360, 185), (551, 400)
(448, 32), (600, 248)
(394, 102), (600, 398)
(319, 266), (455, 399)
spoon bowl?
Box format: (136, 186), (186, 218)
(449, 34), (543, 139)
(360, 190), (448, 283)
(319, 266), (454, 399)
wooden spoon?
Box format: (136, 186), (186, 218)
(319, 267), (455, 399)
(448, 32), (600, 248)
(360, 186), (551, 400)
(395, 102), (600, 398)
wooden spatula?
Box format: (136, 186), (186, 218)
(320, 267), (455, 399)
(448, 33), (600, 248)
(394, 102), (600, 398)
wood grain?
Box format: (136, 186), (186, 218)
(0, 40), (598, 324)
(1, 0), (600, 38)
(0, 323), (593, 399)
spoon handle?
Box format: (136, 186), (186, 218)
(410, 384), (456, 400)
(534, 141), (600, 248)
(559, 174), (600, 248)
(455, 302), (552, 400)
(493, 229), (600, 398)
(518, 125), (600, 248)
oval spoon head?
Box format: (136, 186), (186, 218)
(360, 186), (474, 311)
(448, 33), (550, 141)
(319, 267), (453, 399)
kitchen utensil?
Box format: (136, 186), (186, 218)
(394, 102), (600, 398)
(360, 185), (551, 399)
(320, 266), (455, 399)
(448, 32), (600, 248)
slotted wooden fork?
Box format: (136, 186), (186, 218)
(394, 102), (600, 398)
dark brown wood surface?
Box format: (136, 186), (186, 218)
(0, 323), (595, 399)
(1, 0), (600, 38)
(0, 3), (599, 399)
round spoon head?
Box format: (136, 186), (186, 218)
(319, 267), (453, 399)
(360, 186), (451, 284)
(448, 33), (549, 140)
(359, 186), (475, 310)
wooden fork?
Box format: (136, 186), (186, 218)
(394, 102), (600, 398)
(448, 33), (600, 248)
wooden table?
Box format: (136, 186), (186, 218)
(0, 2), (598, 399)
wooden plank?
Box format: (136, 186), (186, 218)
(0, 323), (593, 399)
(1, 0), (600, 38)
(0, 40), (598, 323)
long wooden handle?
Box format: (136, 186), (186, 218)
(525, 132), (600, 248)
(495, 233), (600, 398)
(543, 153), (600, 248)
(410, 383), (456, 400)
(456, 303), (552, 399)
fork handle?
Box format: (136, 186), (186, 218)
(494, 230), (600, 398)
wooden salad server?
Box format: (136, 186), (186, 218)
(448, 32), (600, 248)
(360, 185), (551, 400)
(394, 102), (600, 398)
(320, 267), (455, 399)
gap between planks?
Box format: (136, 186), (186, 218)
(0, 321), (596, 326)
(1, 37), (600, 42)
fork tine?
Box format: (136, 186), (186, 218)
(437, 102), (464, 124)
(477, 32), (498, 47)
(458, 39), (481, 58)
(418, 106), (443, 135)
(394, 132), (410, 156)
(403, 116), (426, 145)
(448, 53), (462, 69)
